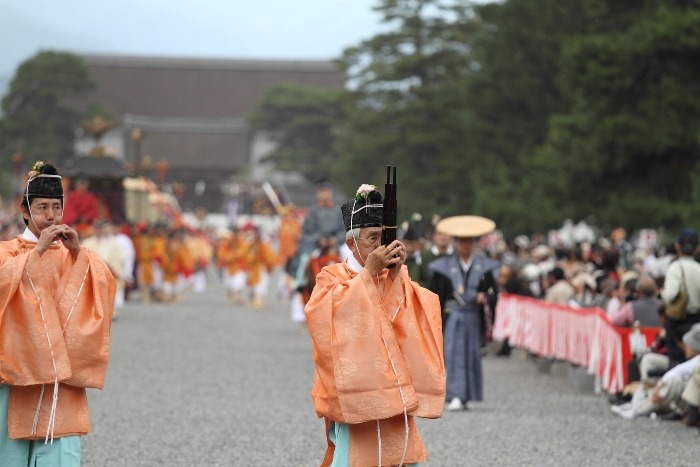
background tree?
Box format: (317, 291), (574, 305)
(250, 0), (700, 237)
(544, 0), (700, 232)
(462, 0), (588, 234)
(0, 51), (96, 199)
(247, 83), (345, 184)
(334, 0), (482, 219)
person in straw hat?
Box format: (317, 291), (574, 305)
(428, 215), (500, 411)
(0, 161), (116, 466)
(304, 183), (445, 466)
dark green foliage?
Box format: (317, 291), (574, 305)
(0, 51), (96, 198)
(246, 0), (700, 236)
(247, 83), (345, 184)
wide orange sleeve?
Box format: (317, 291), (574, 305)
(0, 243), (115, 388)
(59, 248), (115, 389)
(0, 248), (73, 385)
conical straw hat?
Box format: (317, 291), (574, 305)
(436, 215), (496, 238)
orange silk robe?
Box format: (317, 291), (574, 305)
(134, 233), (155, 285)
(244, 241), (277, 286)
(217, 236), (249, 275)
(305, 261), (445, 466)
(151, 235), (168, 267)
(0, 236), (115, 440)
(184, 234), (213, 270)
(173, 243), (196, 278)
(277, 216), (302, 267)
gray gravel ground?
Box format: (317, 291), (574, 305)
(83, 280), (700, 466)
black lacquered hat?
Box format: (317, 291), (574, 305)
(341, 184), (383, 232)
(25, 161), (63, 199)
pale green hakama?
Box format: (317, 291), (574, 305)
(329, 421), (421, 467)
(0, 385), (81, 467)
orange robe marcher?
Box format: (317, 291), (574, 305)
(244, 239), (277, 287)
(151, 233), (168, 271)
(305, 260), (445, 466)
(277, 212), (302, 268)
(172, 241), (196, 280)
(217, 234), (249, 276)
(0, 236), (115, 440)
(134, 231), (156, 286)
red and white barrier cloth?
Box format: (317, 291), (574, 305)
(493, 294), (658, 395)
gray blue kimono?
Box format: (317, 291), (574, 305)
(429, 254), (499, 403)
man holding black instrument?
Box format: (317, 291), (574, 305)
(304, 181), (445, 466)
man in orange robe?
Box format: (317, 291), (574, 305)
(305, 184), (445, 466)
(0, 161), (115, 466)
(217, 226), (250, 304)
(242, 223), (277, 310)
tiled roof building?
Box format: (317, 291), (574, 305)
(73, 54), (344, 213)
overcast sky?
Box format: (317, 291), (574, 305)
(0, 0), (382, 84)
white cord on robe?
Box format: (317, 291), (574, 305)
(381, 334), (410, 467)
(376, 420), (382, 466)
(31, 385), (45, 435)
(25, 268), (60, 443)
(64, 264), (90, 327)
(24, 261), (90, 444)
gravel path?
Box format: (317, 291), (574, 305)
(82, 281), (700, 466)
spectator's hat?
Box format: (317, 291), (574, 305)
(521, 263), (541, 282)
(677, 228), (698, 254)
(25, 160), (63, 199)
(436, 215), (495, 238)
(532, 244), (551, 260)
(683, 323), (700, 352)
(341, 184), (383, 232)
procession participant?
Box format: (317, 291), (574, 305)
(418, 224), (454, 289)
(133, 222), (157, 303)
(275, 205), (302, 300)
(291, 183), (346, 292)
(242, 223), (277, 310)
(149, 222), (169, 301)
(183, 227), (214, 294)
(276, 204), (302, 272)
(82, 219), (125, 315)
(167, 229), (197, 303)
(0, 161), (115, 466)
(217, 225), (249, 305)
(401, 221), (426, 284)
(428, 215), (500, 411)
(305, 184), (445, 466)
(113, 220), (136, 304)
(61, 175), (100, 229)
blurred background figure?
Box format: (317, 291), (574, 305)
(217, 225), (249, 305)
(83, 220), (125, 314)
(242, 223), (277, 310)
(290, 182), (345, 293)
(114, 221), (136, 304)
(275, 204), (302, 299)
(62, 176), (100, 231)
(418, 225), (454, 288)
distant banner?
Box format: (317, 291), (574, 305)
(493, 294), (659, 395)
